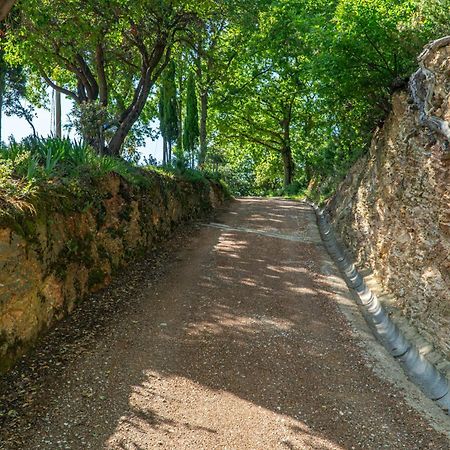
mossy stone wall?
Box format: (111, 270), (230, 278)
(0, 171), (224, 371)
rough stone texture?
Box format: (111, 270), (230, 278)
(0, 172), (224, 371)
(327, 44), (450, 360)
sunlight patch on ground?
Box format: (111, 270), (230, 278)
(205, 223), (322, 244)
(104, 371), (346, 450)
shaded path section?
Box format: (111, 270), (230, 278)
(1, 198), (449, 449)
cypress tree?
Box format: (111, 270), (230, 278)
(158, 61), (178, 164)
(183, 72), (199, 168)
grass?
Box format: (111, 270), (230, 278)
(0, 136), (227, 219)
(0, 137), (149, 218)
(152, 160), (231, 198)
(0, 136), (147, 183)
(0, 159), (37, 216)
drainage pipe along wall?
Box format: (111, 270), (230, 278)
(312, 203), (450, 414)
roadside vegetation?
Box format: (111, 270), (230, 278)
(0, 136), (221, 219)
(0, 0), (449, 204)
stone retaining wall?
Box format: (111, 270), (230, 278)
(326, 44), (450, 358)
(0, 172), (225, 371)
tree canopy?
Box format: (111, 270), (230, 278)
(0, 0), (448, 195)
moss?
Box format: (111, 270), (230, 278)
(97, 244), (110, 261)
(96, 203), (107, 229)
(118, 203), (133, 222)
(37, 292), (46, 305)
(124, 245), (145, 261)
(0, 213), (43, 248)
(88, 268), (106, 289)
(106, 225), (125, 239)
(0, 332), (24, 373)
(65, 238), (80, 255)
(59, 233), (95, 270)
(53, 262), (68, 281)
(0, 330), (8, 353)
(73, 277), (82, 296)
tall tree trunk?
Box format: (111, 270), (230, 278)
(106, 39), (169, 156)
(0, 0), (16, 21)
(107, 73), (154, 156)
(177, 73), (183, 151)
(55, 90), (62, 138)
(162, 137), (167, 165)
(281, 101), (294, 188)
(43, 38), (169, 156)
(198, 90), (208, 166)
(168, 140), (172, 163)
(281, 146), (294, 188)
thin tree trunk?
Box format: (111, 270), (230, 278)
(55, 90), (62, 138)
(281, 101), (294, 188)
(0, 0), (16, 21)
(25, 115), (37, 138)
(198, 90), (208, 166)
(96, 44), (108, 106)
(168, 140), (172, 163)
(163, 137), (167, 165)
(281, 147), (294, 188)
(177, 72), (183, 151)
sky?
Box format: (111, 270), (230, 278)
(1, 93), (164, 163)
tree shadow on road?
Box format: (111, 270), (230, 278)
(1, 199), (445, 450)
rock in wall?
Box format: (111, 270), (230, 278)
(0, 172), (225, 371)
(327, 39), (450, 358)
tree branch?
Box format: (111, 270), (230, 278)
(76, 53), (99, 100)
(0, 0), (16, 21)
(363, 31), (396, 77)
(40, 70), (80, 103)
(229, 131), (280, 152)
(96, 44), (108, 106)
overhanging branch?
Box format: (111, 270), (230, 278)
(40, 71), (80, 103)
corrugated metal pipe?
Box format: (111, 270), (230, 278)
(311, 202), (450, 414)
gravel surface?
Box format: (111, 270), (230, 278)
(1, 198), (449, 449)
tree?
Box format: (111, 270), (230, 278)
(210, 0), (440, 192)
(0, 53), (36, 142)
(190, 15), (234, 167)
(5, 0), (204, 156)
(220, 76), (298, 188)
(158, 60), (178, 165)
(213, 0), (314, 188)
(186, 1), (255, 167)
(182, 72), (199, 167)
(0, 0), (15, 21)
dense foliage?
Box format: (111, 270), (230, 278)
(0, 0), (449, 198)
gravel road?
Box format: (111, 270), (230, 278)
(1, 198), (449, 449)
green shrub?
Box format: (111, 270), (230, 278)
(0, 136), (148, 184)
(0, 158), (37, 216)
(0, 137), (156, 217)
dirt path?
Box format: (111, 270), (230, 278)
(1, 198), (450, 449)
